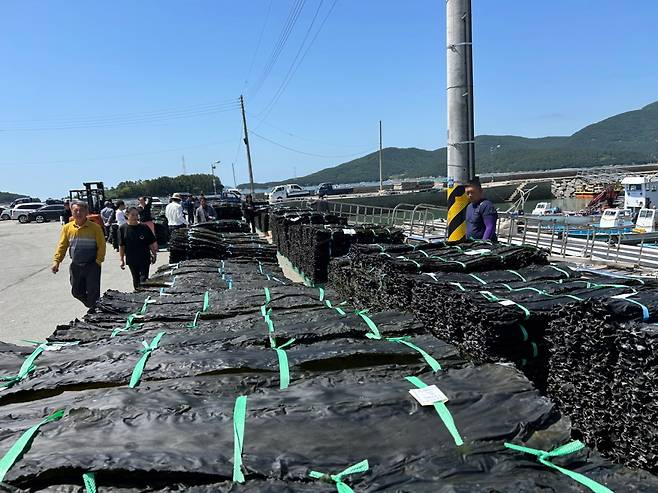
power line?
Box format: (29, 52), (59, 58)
(249, 129), (375, 158)
(0, 137), (237, 166)
(0, 99), (240, 125)
(255, 0), (338, 122)
(248, 0), (307, 98)
(249, 114), (368, 148)
(242, 0), (274, 92)
(0, 103), (240, 132)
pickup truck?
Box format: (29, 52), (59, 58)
(268, 184), (310, 204)
(316, 182), (354, 197)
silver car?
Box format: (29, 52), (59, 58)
(10, 202), (45, 223)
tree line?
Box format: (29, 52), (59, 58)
(107, 174), (223, 198)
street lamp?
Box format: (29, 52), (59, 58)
(211, 160), (220, 195)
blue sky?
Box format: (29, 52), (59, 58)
(1, 0), (657, 197)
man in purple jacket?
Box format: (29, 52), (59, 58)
(465, 177), (498, 241)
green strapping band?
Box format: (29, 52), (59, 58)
(186, 311), (201, 329)
(129, 332), (165, 388)
(112, 313), (144, 337)
(504, 441), (613, 493)
(387, 337), (441, 372)
(405, 376), (463, 446)
(449, 282), (466, 291)
(138, 296), (152, 315)
(334, 306), (346, 316)
(0, 409), (65, 483)
(549, 265), (571, 278)
(203, 291), (210, 312)
(506, 269), (527, 282)
(1, 344), (46, 388)
(519, 324), (529, 342)
(318, 287), (325, 301)
(309, 459), (369, 493)
(356, 311), (382, 340)
(272, 338), (295, 390)
(232, 395), (247, 483)
(325, 299), (333, 308)
(264, 287), (271, 304)
(468, 273), (487, 285)
(83, 472), (96, 493)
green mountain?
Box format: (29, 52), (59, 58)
(0, 191), (27, 203)
(243, 101), (658, 188)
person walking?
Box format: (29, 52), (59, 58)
(100, 201), (114, 240)
(195, 196), (216, 223)
(51, 201), (106, 309)
(137, 196), (156, 235)
(119, 207), (158, 290)
(242, 194), (257, 233)
(111, 200), (127, 250)
(60, 201), (72, 224)
(165, 193), (188, 236)
(465, 177), (498, 242)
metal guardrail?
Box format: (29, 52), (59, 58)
(326, 200), (447, 237)
(496, 213), (658, 269)
(271, 198), (658, 269)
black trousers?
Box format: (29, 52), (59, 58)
(128, 263), (150, 290)
(69, 262), (101, 308)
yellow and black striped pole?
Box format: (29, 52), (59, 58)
(447, 184), (469, 243)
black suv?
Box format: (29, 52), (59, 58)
(27, 204), (66, 223)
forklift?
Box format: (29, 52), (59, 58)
(69, 182), (106, 226)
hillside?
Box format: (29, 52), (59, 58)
(0, 191), (27, 204)
(243, 101), (658, 188)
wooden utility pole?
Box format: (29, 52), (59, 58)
(240, 95), (255, 196)
(378, 120), (383, 192)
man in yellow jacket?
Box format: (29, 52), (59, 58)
(51, 201), (106, 309)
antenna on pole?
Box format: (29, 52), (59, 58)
(379, 120), (383, 193)
(182, 155), (187, 175)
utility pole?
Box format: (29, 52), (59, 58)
(446, 0), (475, 242)
(182, 155), (187, 175)
(211, 160), (220, 195)
(240, 95), (255, 196)
(231, 162), (237, 188)
(379, 120), (383, 192)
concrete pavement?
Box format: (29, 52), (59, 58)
(0, 220), (169, 345)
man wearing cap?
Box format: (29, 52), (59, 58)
(165, 193), (188, 236)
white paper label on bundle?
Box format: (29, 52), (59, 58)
(498, 299), (516, 306)
(409, 385), (449, 406)
(463, 248), (491, 256)
(343, 228), (356, 235)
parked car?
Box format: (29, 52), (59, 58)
(268, 184), (310, 204)
(0, 208), (9, 220)
(10, 203), (46, 223)
(26, 204), (66, 223)
(9, 197), (41, 209)
(316, 182), (354, 197)
(45, 198), (65, 205)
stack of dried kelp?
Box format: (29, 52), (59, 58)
(2, 258), (656, 491)
(271, 211), (404, 284)
(329, 241), (658, 473)
(210, 201), (243, 220)
(168, 223), (275, 263)
(545, 281), (658, 472)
